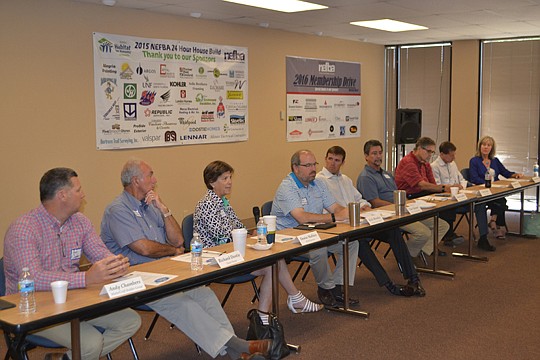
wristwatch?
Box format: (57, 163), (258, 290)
(331, 213), (336, 222)
(163, 210), (173, 218)
(441, 185), (446, 193)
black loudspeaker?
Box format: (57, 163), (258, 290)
(395, 108), (421, 144)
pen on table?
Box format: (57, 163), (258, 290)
(203, 250), (226, 255)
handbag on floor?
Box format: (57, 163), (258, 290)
(246, 309), (290, 359)
(523, 211), (540, 236)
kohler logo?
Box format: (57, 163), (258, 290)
(318, 62), (335, 73)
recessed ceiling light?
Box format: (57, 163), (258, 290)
(190, 12), (202, 18)
(350, 19), (428, 32)
(223, 0), (327, 13)
(102, 0), (116, 6)
(259, 22), (270, 28)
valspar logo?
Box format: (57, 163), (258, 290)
(318, 61), (336, 73)
(142, 135), (161, 142)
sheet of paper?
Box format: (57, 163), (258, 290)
(251, 233), (298, 243)
(114, 271), (177, 286)
(171, 251), (220, 265)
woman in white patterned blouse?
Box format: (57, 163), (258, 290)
(195, 161), (322, 323)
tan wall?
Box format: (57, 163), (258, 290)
(450, 40), (480, 169)
(0, 0), (387, 255)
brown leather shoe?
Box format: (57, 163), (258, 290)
(247, 339), (272, 357)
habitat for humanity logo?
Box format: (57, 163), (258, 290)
(98, 38), (113, 53)
(97, 37), (131, 56)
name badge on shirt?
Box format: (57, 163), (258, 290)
(133, 210), (142, 217)
(301, 198), (308, 206)
(70, 248), (82, 260)
(384, 174), (391, 179)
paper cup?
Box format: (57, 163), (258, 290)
(51, 280), (68, 304)
(263, 215), (277, 244)
(460, 180), (468, 189)
(231, 228), (247, 257)
(450, 186), (459, 198)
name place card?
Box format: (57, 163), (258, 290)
(454, 193), (468, 202)
(297, 231), (321, 246)
(406, 204), (422, 214)
(511, 181), (521, 189)
(216, 251), (244, 268)
(100, 276), (146, 299)
(364, 212), (385, 225)
(479, 189), (492, 197)
(531, 176), (540, 183)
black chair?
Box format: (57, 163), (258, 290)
(0, 258), (139, 360)
(182, 214), (260, 308)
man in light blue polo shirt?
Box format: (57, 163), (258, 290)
(272, 149), (359, 307)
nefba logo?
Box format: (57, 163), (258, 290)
(318, 62), (335, 73)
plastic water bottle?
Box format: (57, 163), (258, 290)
(256, 217), (267, 245)
(190, 233), (203, 271)
(18, 267), (36, 314)
(484, 169), (492, 188)
(533, 162), (539, 177)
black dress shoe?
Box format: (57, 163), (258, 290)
(478, 239), (496, 251)
(334, 293), (360, 306)
(407, 280), (426, 297)
(332, 285), (360, 306)
(392, 284), (415, 297)
(317, 287), (337, 307)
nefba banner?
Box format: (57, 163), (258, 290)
(93, 32), (248, 150)
(286, 56), (361, 142)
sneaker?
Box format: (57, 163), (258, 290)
(443, 233), (465, 246)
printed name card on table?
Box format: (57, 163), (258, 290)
(216, 251), (244, 268)
(511, 181), (521, 189)
(100, 276), (146, 299)
(296, 231), (321, 245)
(406, 204), (422, 214)
(531, 176), (540, 183)
(479, 189), (492, 197)
(364, 212), (385, 225)
(454, 193), (468, 202)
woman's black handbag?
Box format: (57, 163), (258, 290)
(246, 309), (290, 359)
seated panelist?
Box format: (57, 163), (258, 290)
(194, 160), (323, 324)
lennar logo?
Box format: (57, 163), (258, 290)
(318, 62), (336, 73)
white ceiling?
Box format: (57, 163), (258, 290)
(75, 0), (540, 45)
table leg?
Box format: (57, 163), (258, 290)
(452, 202), (488, 262)
(3, 331), (26, 360)
(71, 318), (81, 360)
(325, 237), (369, 318)
(416, 215), (455, 277)
(272, 262), (301, 353)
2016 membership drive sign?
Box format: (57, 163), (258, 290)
(93, 32), (248, 150)
(286, 56), (361, 142)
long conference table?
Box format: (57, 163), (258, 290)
(1, 177), (538, 359)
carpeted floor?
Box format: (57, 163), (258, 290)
(3, 212), (539, 359)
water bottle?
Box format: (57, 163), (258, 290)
(533, 162), (539, 177)
(18, 267), (36, 314)
(190, 233), (203, 271)
(484, 169), (492, 188)
(256, 217), (267, 245)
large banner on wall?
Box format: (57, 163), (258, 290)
(286, 56), (361, 142)
(93, 32), (248, 150)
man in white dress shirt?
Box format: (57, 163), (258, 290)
(431, 141), (489, 248)
(317, 146), (424, 297)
